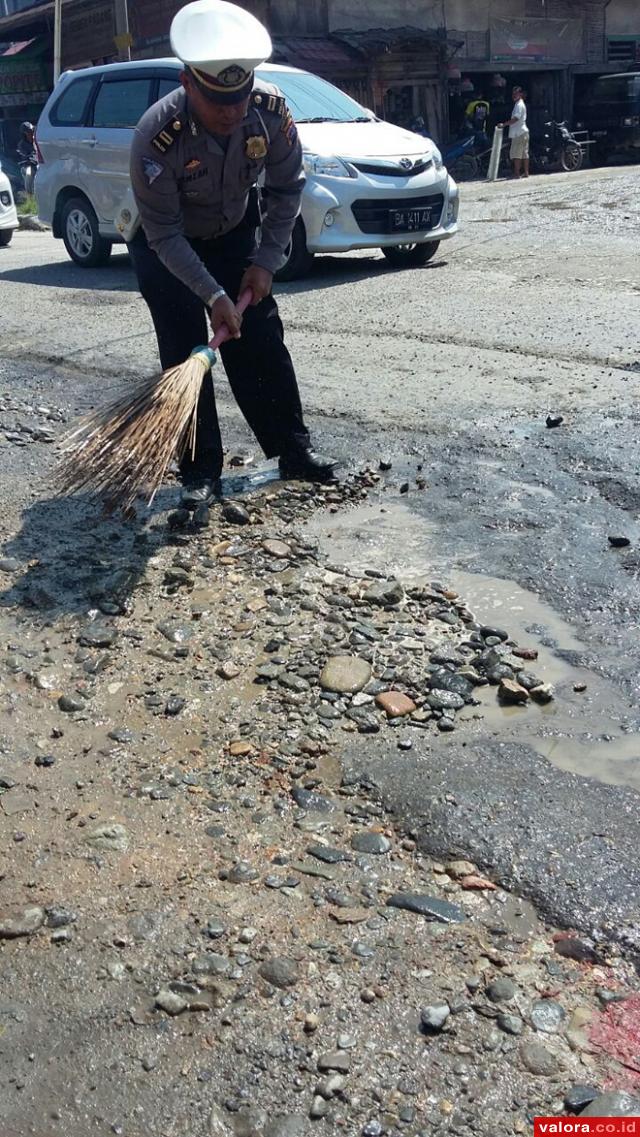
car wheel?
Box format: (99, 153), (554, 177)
(274, 218), (314, 282)
(61, 196), (112, 267)
(561, 142), (583, 173)
(0, 228), (13, 247)
(382, 241), (441, 268)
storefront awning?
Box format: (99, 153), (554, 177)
(271, 35), (363, 74)
(332, 25), (453, 56)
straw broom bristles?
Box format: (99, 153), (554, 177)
(56, 347), (215, 515)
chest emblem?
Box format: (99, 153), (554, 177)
(184, 158), (201, 171)
(245, 135), (268, 161)
(142, 157), (163, 185)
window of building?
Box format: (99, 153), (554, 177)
(50, 76), (95, 126)
(92, 78), (153, 128)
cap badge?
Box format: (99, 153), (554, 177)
(245, 135), (268, 160)
(218, 64), (248, 88)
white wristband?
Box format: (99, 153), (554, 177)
(208, 288), (226, 307)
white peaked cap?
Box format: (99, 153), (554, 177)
(170, 0), (272, 80)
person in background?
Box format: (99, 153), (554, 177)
(502, 86), (529, 178)
(16, 121), (36, 163)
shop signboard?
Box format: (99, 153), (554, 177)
(0, 56), (49, 107)
(491, 17), (584, 64)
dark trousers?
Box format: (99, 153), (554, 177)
(128, 219), (309, 482)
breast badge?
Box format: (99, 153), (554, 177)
(245, 135), (268, 160)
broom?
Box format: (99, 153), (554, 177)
(56, 287), (253, 515)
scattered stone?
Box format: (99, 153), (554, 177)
(318, 1051), (351, 1074)
(316, 1074), (347, 1099)
(573, 681), (587, 693)
(34, 753), (55, 768)
(387, 893), (466, 924)
(565, 1006), (593, 1051)
(77, 625), (118, 648)
(445, 859), (476, 879)
(350, 831), (391, 855)
(421, 1004), (451, 1032)
(497, 1013), (524, 1036)
(530, 999), (566, 1034)
(519, 1041), (559, 1076)
(513, 646), (538, 661)
(258, 957), (300, 989)
(320, 655), (372, 694)
(379, 458), (392, 471)
(228, 740), (253, 759)
(46, 906), (77, 929)
(155, 989), (188, 1016)
(0, 906), (45, 939)
(307, 844), (350, 865)
(608, 535), (631, 549)
(84, 824), (129, 853)
(304, 1014), (319, 1033)
(309, 1097), (328, 1120)
(363, 580), (404, 607)
(498, 678), (529, 704)
(165, 696), (186, 716)
(218, 661), (241, 680)
(291, 786), (335, 813)
(223, 502), (251, 525)
(227, 862), (259, 884)
(546, 414), (564, 428)
(582, 1093), (640, 1117)
(564, 1086), (599, 1114)
(460, 874), (496, 891)
(553, 935), (600, 964)
(58, 694), (87, 713)
(375, 691), (416, 717)
(487, 977), (518, 1004)
(262, 539), (291, 559)
(530, 683), (554, 704)
(108, 728), (135, 744)
(0, 557), (21, 572)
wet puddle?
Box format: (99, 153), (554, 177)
(306, 497), (640, 793)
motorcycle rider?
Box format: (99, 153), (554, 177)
(16, 122), (37, 164)
(16, 122), (37, 194)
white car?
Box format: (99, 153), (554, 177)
(0, 165), (18, 247)
(35, 59), (458, 278)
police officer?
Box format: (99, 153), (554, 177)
(129, 0), (336, 507)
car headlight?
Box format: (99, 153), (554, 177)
(431, 146), (444, 170)
(303, 152), (356, 178)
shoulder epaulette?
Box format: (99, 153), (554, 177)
(252, 91), (287, 116)
(151, 114), (185, 154)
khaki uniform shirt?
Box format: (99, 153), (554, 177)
(130, 82), (304, 305)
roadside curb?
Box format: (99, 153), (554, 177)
(18, 215), (50, 232)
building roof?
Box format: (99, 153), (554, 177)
(332, 25), (451, 56)
(271, 35), (362, 73)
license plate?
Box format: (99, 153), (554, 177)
(390, 207), (432, 232)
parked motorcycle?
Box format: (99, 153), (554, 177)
(441, 133), (481, 181)
(18, 159), (37, 195)
(530, 120), (583, 173)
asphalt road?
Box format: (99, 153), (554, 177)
(2, 163), (640, 956)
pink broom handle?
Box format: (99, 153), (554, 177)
(208, 288), (253, 350)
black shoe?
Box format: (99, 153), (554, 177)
(180, 477), (221, 509)
(279, 446), (338, 483)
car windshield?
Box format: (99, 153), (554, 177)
(256, 68), (372, 124)
(582, 75), (640, 105)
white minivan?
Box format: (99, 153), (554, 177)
(35, 59), (458, 279)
